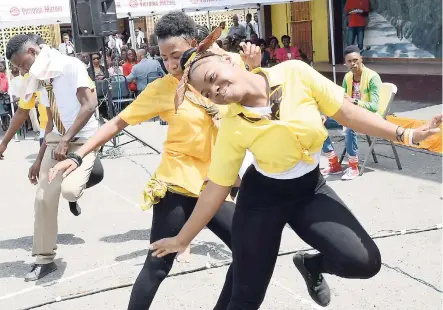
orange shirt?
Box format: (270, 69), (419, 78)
(122, 62), (137, 91)
(345, 0), (369, 28)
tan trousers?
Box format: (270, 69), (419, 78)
(32, 132), (97, 264)
(29, 108), (41, 132)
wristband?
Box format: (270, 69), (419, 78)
(409, 129), (419, 146)
(67, 152), (83, 167)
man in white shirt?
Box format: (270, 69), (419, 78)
(137, 27), (145, 40)
(9, 66), (40, 133)
(6, 34), (98, 281)
(241, 13), (255, 40)
(253, 13), (261, 38)
(8, 66), (23, 103)
(127, 29), (145, 49)
(58, 33), (75, 56)
(228, 15), (247, 40)
(108, 34), (123, 54)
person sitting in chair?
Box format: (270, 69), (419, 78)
(126, 49), (164, 95)
(321, 45), (381, 180)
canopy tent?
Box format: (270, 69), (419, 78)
(0, 0), (337, 81)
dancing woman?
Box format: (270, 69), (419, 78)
(150, 28), (442, 309)
(49, 12), (259, 310)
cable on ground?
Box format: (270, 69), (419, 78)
(21, 224), (443, 309)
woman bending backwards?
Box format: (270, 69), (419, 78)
(150, 28), (442, 309)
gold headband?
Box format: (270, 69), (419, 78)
(174, 27), (224, 112)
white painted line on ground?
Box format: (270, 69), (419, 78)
(0, 262), (124, 301)
(99, 184), (140, 209)
(0, 184), (142, 302)
(272, 280), (327, 310)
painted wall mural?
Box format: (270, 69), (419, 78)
(342, 0), (442, 58)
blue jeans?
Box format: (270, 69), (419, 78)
(322, 118), (358, 157)
(347, 26), (365, 50)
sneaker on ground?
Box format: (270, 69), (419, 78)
(341, 167), (359, 180)
(293, 252), (331, 307)
(321, 164), (342, 176)
(24, 262), (57, 282)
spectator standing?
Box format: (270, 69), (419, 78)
(228, 15), (246, 41)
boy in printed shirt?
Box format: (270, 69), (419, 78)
(321, 45), (381, 180)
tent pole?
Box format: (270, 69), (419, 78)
(1, 28), (19, 141)
(128, 13), (137, 49)
(327, 0), (337, 84)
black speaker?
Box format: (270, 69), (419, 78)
(70, 0), (119, 53)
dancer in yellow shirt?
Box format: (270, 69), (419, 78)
(49, 12), (261, 310)
(150, 28), (442, 309)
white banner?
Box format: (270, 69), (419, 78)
(0, 0), (309, 28)
(116, 0), (181, 17)
(0, 1), (70, 28)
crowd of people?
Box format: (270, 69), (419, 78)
(0, 9), (441, 310)
(211, 13), (309, 67)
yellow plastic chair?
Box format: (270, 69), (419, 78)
(339, 83), (402, 175)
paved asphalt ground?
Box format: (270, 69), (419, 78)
(0, 102), (441, 310)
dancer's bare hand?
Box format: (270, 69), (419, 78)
(412, 113), (442, 143)
(53, 140), (69, 161)
(48, 159), (78, 183)
(150, 237), (187, 258)
(28, 161), (41, 185)
(0, 143), (6, 159)
(239, 42), (261, 70)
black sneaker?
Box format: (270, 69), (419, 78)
(293, 251), (331, 307)
(68, 201), (81, 216)
(24, 262), (57, 282)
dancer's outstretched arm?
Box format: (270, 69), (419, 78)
(48, 116), (128, 181)
(333, 95), (441, 144)
(151, 181), (230, 258)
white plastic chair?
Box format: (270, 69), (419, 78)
(339, 82), (402, 175)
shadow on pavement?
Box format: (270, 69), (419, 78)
(114, 241), (231, 262)
(100, 229), (151, 243)
(190, 242), (231, 260)
(115, 249), (148, 262)
(0, 234), (85, 251)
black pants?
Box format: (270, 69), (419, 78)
(128, 191), (235, 310)
(228, 165), (381, 310)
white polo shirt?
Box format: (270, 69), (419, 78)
(39, 55), (98, 138)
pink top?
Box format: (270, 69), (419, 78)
(0, 73), (9, 93)
(275, 47), (302, 63)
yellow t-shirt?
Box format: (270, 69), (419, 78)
(119, 74), (220, 196)
(18, 92), (48, 130)
(208, 60), (345, 187)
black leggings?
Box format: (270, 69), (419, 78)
(128, 191), (235, 310)
(228, 165), (381, 310)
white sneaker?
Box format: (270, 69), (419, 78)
(341, 167), (359, 180)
